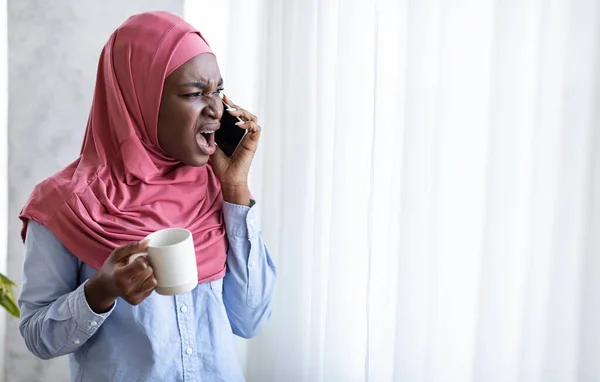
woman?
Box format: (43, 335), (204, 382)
(17, 11), (275, 382)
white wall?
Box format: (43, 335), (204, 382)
(0, 0), (8, 378)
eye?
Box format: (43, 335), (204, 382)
(182, 87), (224, 99)
(182, 92), (202, 98)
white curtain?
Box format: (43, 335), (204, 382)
(186, 0), (600, 381)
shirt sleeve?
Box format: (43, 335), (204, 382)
(221, 201), (276, 338)
(18, 221), (115, 360)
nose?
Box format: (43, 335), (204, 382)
(204, 95), (223, 120)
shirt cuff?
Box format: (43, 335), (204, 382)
(223, 200), (260, 238)
(67, 280), (116, 336)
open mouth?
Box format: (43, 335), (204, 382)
(197, 130), (215, 146)
(196, 126), (218, 155)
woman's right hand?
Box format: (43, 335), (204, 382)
(84, 241), (158, 313)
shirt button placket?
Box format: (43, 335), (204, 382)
(176, 293), (198, 381)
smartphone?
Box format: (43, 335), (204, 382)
(215, 99), (246, 157)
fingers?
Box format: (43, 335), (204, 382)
(233, 120), (260, 133)
(103, 241), (157, 306)
(223, 95), (257, 122)
(138, 272), (158, 294)
(227, 121), (260, 160)
(236, 121), (261, 147)
(222, 94), (237, 109)
(111, 240), (149, 262)
(118, 259), (157, 305)
(121, 256), (151, 281)
(129, 262), (157, 295)
(227, 108), (257, 123)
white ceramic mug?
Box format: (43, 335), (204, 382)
(129, 228), (198, 295)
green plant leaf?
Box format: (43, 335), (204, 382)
(0, 273), (19, 318)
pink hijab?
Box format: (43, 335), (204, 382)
(19, 11), (228, 283)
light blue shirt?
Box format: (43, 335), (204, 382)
(18, 202), (276, 382)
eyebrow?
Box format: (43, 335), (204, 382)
(180, 78), (224, 88)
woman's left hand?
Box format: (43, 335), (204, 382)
(211, 95), (261, 206)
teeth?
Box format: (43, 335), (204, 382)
(199, 130), (214, 134)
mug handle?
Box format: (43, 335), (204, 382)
(128, 252), (148, 265)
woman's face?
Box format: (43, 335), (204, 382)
(158, 53), (224, 166)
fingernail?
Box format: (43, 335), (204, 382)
(235, 121), (244, 126)
(227, 107), (237, 112)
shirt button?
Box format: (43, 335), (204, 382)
(74, 339), (80, 345)
(249, 260), (257, 269)
(90, 321), (97, 327)
(180, 305), (188, 313)
(186, 347), (193, 355)
(249, 218), (255, 225)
